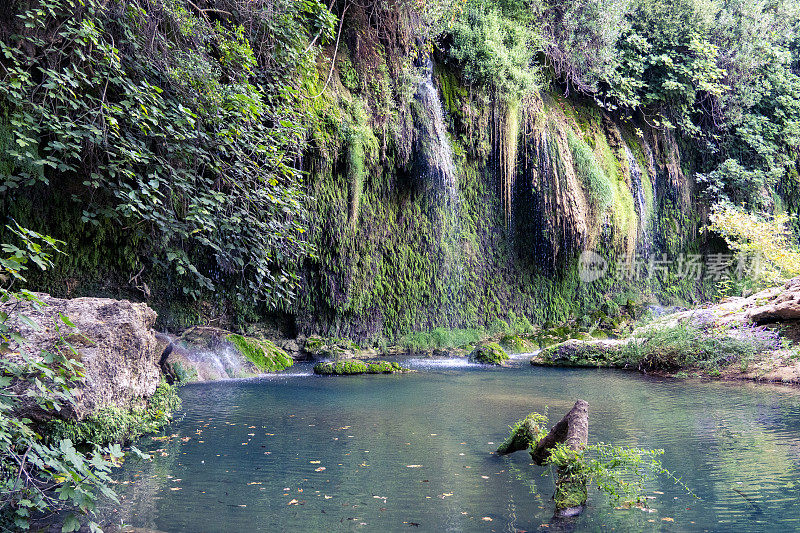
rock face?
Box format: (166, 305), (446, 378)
(747, 277), (800, 323)
(2, 294), (161, 420)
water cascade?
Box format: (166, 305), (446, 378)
(624, 143), (651, 257)
(414, 58), (457, 202)
(413, 57), (463, 326)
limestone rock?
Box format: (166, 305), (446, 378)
(747, 278), (800, 323)
(2, 293), (161, 420)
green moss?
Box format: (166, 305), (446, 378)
(227, 334), (293, 372)
(469, 342), (509, 365)
(47, 381), (181, 445)
(567, 129), (613, 212)
(554, 477), (589, 509)
(313, 360), (409, 375)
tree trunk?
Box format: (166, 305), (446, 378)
(530, 399), (588, 465)
(530, 400), (589, 517)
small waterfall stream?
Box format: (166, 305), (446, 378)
(415, 58), (457, 202)
(624, 144), (651, 257)
(414, 57), (463, 326)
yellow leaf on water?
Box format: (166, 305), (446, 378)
(662, 517), (674, 522)
(315, 467), (326, 472)
(310, 460), (321, 464)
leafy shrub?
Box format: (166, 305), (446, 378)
(0, 0), (335, 307)
(48, 381), (181, 446)
(709, 203), (800, 285)
(448, 5), (539, 99)
(0, 225), (129, 530)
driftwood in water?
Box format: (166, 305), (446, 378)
(530, 399), (589, 466)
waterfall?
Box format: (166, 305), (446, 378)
(624, 144), (651, 256)
(414, 58), (457, 203)
(413, 57), (462, 326)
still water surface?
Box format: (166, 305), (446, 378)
(102, 359), (800, 532)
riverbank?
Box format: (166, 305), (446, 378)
(531, 278), (800, 386)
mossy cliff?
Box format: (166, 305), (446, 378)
(0, 4), (713, 343)
(295, 38), (708, 343)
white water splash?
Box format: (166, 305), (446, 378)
(404, 357), (481, 369)
(415, 58), (457, 202)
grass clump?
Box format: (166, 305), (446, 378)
(227, 334), (293, 372)
(469, 342), (509, 365)
(48, 380), (181, 445)
(400, 327), (485, 352)
(622, 319), (780, 372)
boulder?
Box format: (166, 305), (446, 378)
(1, 293), (161, 420)
(747, 277), (800, 323)
(468, 342), (509, 365)
(532, 339), (627, 367)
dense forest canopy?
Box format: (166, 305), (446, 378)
(0, 0), (798, 320)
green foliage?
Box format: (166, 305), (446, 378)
(621, 320), (781, 372)
(226, 334), (294, 373)
(709, 203), (800, 284)
(0, 0), (337, 308)
(447, 4), (539, 100)
(468, 342), (509, 365)
(48, 381), (181, 445)
(543, 442), (685, 509)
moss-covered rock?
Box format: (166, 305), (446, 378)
(496, 412), (546, 455)
(303, 335), (360, 359)
(227, 334), (294, 372)
(314, 360), (409, 375)
(531, 339), (626, 367)
(468, 342), (509, 365)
